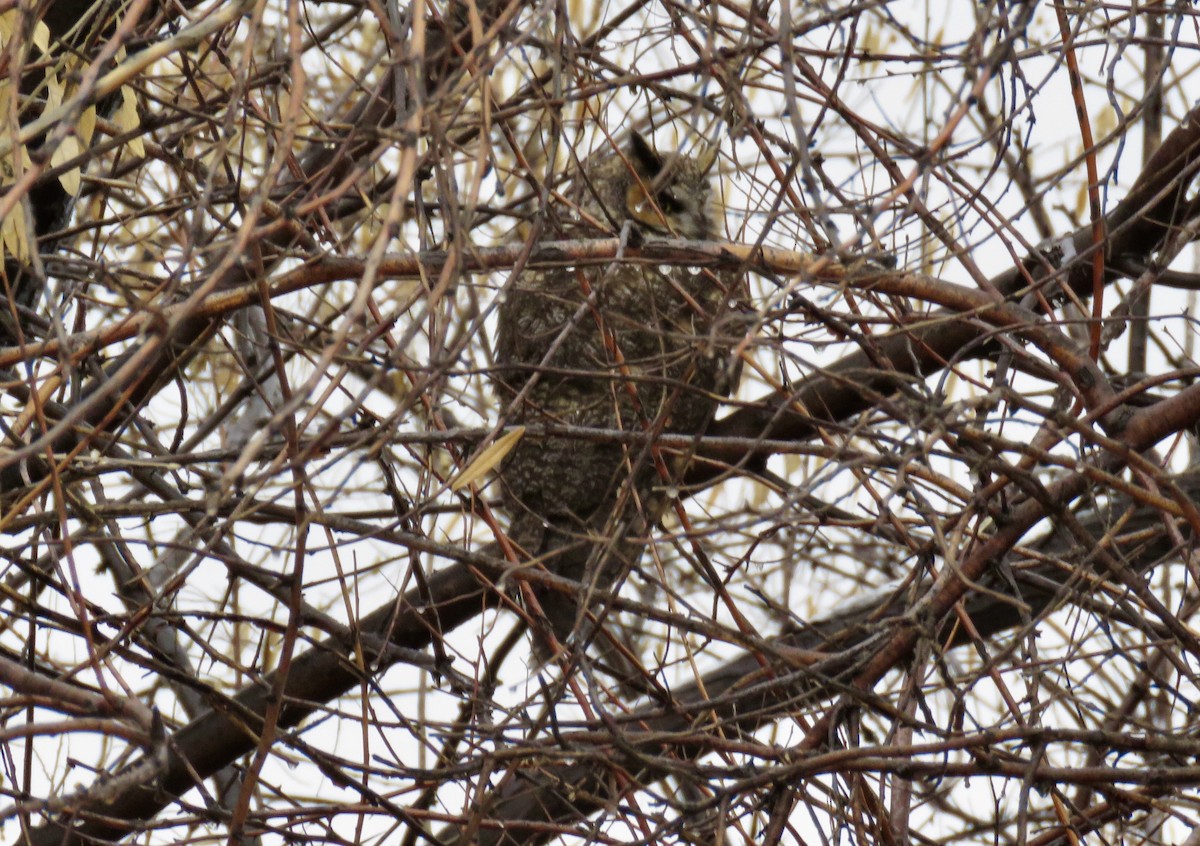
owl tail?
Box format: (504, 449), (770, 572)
(523, 514), (649, 692)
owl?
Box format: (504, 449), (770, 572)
(493, 131), (737, 671)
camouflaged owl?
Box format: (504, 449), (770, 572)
(493, 131), (738, 670)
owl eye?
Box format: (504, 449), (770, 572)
(626, 183), (666, 229)
(658, 190), (684, 213)
(626, 183), (697, 232)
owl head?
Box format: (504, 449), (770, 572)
(578, 132), (717, 240)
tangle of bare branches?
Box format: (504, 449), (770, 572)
(4, 2), (1200, 845)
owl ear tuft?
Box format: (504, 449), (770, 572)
(695, 142), (718, 175)
(628, 131), (663, 176)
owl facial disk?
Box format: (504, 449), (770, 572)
(618, 132), (714, 238)
(624, 180), (711, 238)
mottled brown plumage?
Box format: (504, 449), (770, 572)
(493, 132), (737, 668)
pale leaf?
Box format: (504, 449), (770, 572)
(2, 211), (27, 262)
(78, 105), (95, 145)
(53, 135), (81, 195)
(118, 87), (145, 157)
(32, 20), (48, 52)
(450, 426), (525, 491)
(46, 71), (63, 109)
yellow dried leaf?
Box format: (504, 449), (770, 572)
(1, 220), (15, 260)
(390, 370), (408, 399)
(78, 105), (95, 145)
(117, 87), (145, 157)
(32, 20), (48, 52)
(202, 142), (222, 173)
(45, 71), (63, 108)
(2, 211), (28, 262)
(53, 135), (81, 195)
(117, 87), (138, 129)
(747, 478), (770, 509)
(450, 426), (525, 491)
(1095, 107), (1117, 140)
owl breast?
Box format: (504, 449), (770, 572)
(496, 261), (733, 522)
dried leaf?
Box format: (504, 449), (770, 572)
(46, 70), (63, 109)
(450, 427), (525, 491)
(117, 87), (145, 157)
(32, 20), (48, 52)
(53, 135), (81, 195)
(78, 105), (96, 145)
(2, 209), (27, 262)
